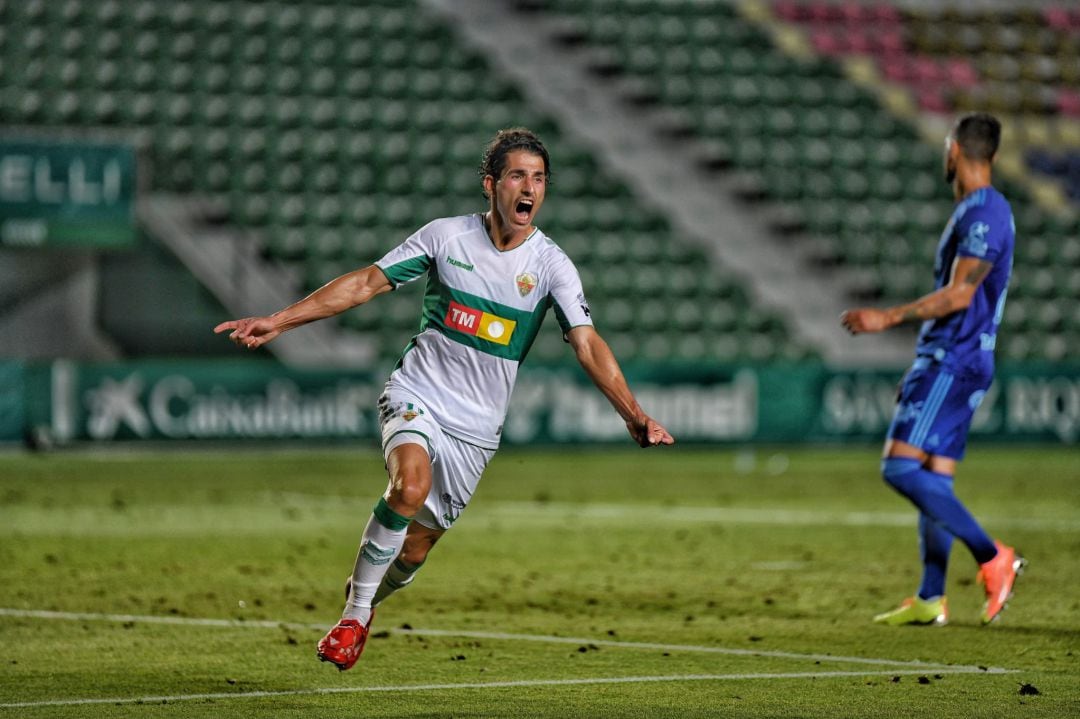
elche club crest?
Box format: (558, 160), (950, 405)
(515, 271), (537, 297)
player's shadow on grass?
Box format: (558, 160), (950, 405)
(976, 625), (1080, 641)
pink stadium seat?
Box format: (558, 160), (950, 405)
(807, 1), (842, 24)
(869, 3), (902, 24)
(810, 29), (845, 56)
(773, 0), (803, 22)
(911, 57), (943, 84)
(1043, 7), (1080, 31)
(943, 58), (980, 87)
(916, 88), (949, 114)
(1059, 89), (1080, 117)
(880, 56), (910, 83)
(877, 28), (907, 56)
(837, 1), (871, 25)
(847, 33), (873, 55)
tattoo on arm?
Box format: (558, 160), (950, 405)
(962, 260), (993, 286)
(893, 259), (992, 325)
(900, 291), (956, 323)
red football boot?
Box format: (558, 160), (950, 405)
(977, 541), (1026, 625)
(317, 612), (374, 671)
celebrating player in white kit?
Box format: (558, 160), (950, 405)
(215, 128), (674, 670)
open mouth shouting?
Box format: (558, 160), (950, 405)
(514, 198), (534, 224)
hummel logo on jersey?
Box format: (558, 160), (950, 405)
(447, 255), (474, 271)
(445, 300), (516, 345)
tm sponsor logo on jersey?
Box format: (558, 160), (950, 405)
(445, 300), (516, 345)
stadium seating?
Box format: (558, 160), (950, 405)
(0, 0), (811, 364)
(773, 1), (1080, 360)
(536, 0), (1079, 361)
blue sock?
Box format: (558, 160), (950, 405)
(881, 458), (997, 565)
(917, 513), (953, 600)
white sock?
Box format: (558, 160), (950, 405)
(342, 498), (411, 624)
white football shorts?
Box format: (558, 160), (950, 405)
(378, 389), (495, 531)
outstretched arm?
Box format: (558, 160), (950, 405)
(566, 325), (674, 448)
(840, 256), (993, 334)
(213, 265), (393, 349)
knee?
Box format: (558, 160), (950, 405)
(388, 477), (430, 515)
(386, 444), (432, 514)
(881, 457), (922, 495)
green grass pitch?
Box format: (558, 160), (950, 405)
(1, 445), (1078, 717)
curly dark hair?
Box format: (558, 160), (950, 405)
(478, 127), (551, 198)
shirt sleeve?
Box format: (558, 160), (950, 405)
(548, 252), (594, 336)
(374, 222), (438, 289)
(955, 201), (1009, 265)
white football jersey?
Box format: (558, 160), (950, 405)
(374, 214), (593, 448)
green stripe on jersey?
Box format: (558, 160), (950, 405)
(381, 256), (430, 287)
(419, 267), (552, 362)
(553, 300), (575, 335)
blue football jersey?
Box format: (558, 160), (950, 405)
(915, 186), (1015, 376)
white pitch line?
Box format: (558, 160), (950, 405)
(265, 493), (1080, 533)
(0, 608), (996, 671)
(396, 628), (964, 670)
(0, 608), (317, 632)
(0, 668), (1013, 710)
(484, 501), (1080, 533)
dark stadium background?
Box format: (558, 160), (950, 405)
(1, 0), (1077, 449)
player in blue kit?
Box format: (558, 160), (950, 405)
(841, 113), (1024, 626)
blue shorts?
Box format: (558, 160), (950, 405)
(887, 359), (992, 460)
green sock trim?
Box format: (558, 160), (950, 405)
(373, 497), (411, 531)
(392, 557), (424, 574)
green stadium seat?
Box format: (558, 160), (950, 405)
(601, 332), (636, 361)
(1003, 333), (1032, 360)
(1041, 334), (1068, 361)
(526, 330), (568, 362)
(592, 298), (630, 333)
(1027, 267), (1057, 299)
(634, 267), (666, 297)
(0, 0), (816, 365)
